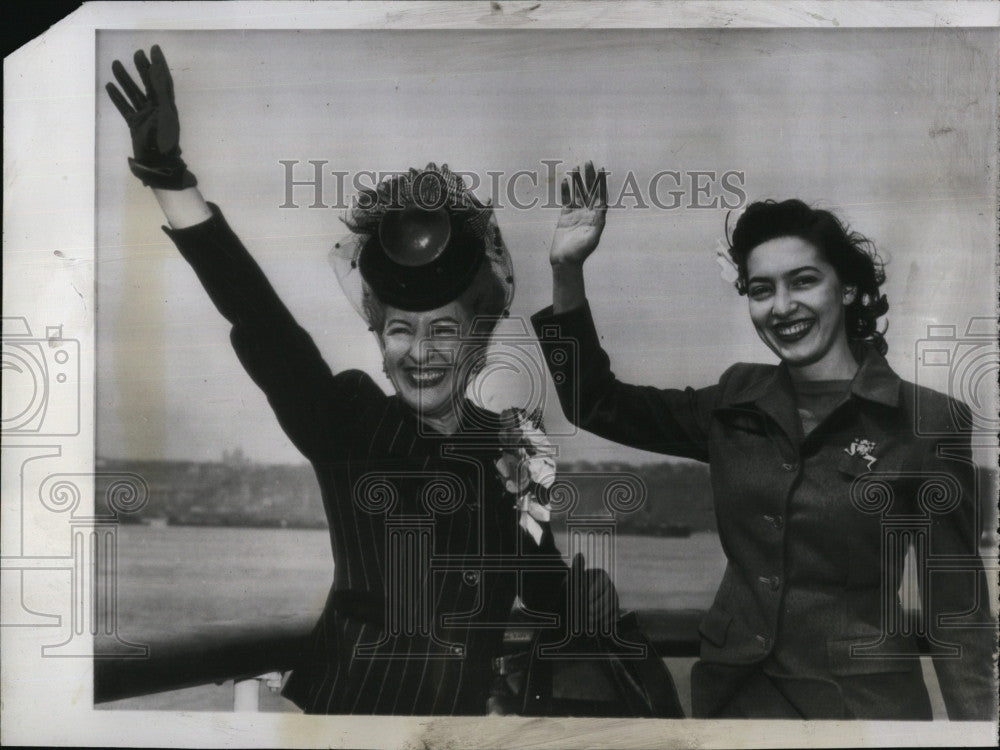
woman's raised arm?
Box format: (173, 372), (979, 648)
(106, 47), (381, 462)
(533, 162), (716, 462)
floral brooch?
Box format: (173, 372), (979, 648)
(844, 438), (878, 470)
(494, 408), (556, 544)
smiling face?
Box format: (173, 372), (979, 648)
(745, 236), (858, 377)
(379, 298), (482, 423)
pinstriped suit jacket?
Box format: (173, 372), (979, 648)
(164, 205), (567, 714)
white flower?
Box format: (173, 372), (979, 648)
(519, 514), (545, 544)
(516, 493), (549, 544)
(514, 491), (551, 523)
(495, 408), (556, 544)
(715, 237), (740, 284)
(495, 451), (529, 494)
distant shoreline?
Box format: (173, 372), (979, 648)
(131, 516), (695, 538)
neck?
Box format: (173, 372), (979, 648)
(416, 402), (463, 436)
(787, 337), (860, 383)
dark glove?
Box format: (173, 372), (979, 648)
(570, 552), (620, 633)
(105, 45), (196, 190)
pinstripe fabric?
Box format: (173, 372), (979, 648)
(164, 205), (566, 715)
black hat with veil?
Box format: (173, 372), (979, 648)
(330, 163), (514, 325)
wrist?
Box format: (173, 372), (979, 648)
(551, 263), (586, 314)
(551, 262), (585, 283)
(152, 186), (212, 229)
(549, 258), (585, 269)
(128, 156), (197, 190)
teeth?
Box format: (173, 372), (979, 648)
(775, 321), (812, 336)
(410, 370), (446, 383)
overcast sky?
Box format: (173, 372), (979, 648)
(96, 28), (997, 465)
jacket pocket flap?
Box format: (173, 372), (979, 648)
(713, 408), (767, 435)
(827, 637), (918, 676)
(836, 449), (873, 477)
(698, 607), (733, 648)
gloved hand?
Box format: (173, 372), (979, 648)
(570, 552), (620, 633)
(105, 45), (196, 190)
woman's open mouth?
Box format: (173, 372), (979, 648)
(771, 318), (815, 343)
(405, 368), (448, 388)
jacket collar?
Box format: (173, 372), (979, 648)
(722, 345), (902, 441)
(846, 345), (902, 408)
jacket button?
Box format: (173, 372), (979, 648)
(758, 574), (781, 591)
(463, 570), (480, 586)
(763, 514), (784, 531)
(781, 462), (798, 473)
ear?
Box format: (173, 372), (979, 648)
(842, 285), (857, 305)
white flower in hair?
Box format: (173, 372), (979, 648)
(714, 204), (750, 285)
(715, 236), (740, 284)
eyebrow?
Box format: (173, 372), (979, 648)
(748, 265), (823, 284)
(384, 316), (460, 328)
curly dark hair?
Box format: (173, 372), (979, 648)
(725, 199), (890, 355)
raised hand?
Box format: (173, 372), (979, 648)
(106, 45), (196, 190)
(549, 161), (608, 267)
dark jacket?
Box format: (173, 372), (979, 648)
(532, 301), (996, 720)
(163, 206), (567, 714)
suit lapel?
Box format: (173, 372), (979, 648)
(721, 365), (804, 448)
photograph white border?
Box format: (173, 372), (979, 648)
(3, 2), (998, 747)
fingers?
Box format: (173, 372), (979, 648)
(559, 162), (607, 210)
(111, 59), (147, 110)
(105, 81), (135, 119)
(134, 49), (155, 103)
(564, 161), (607, 210)
(568, 167), (582, 208)
(149, 45), (175, 103)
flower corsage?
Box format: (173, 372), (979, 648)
(494, 408), (556, 545)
